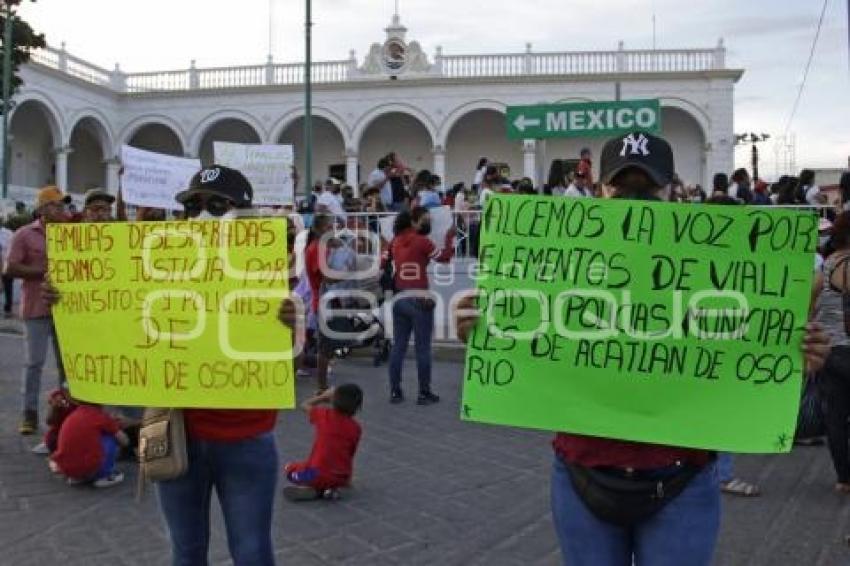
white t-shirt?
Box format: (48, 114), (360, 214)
(0, 227), (11, 266)
(551, 185), (567, 197)
(478, 187), (493, 207)
(564, 184), (589, 198)
(804, 185), (822, 205)
(316, 191), (346, 220)
(473, 167), (486, 187)
(367, 169), (392, 206)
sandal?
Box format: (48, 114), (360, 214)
(720, 478), (760, 497)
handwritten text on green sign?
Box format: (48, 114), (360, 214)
(461, 196), (816, 453)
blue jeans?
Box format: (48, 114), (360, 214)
(157, 432), (279, 566)
(551, 456), (720, 566)
(389, 297), (434, 394)
(95, 434), (118, 480)
(716, 453), (734, 483)
(22, 317), (66, 412)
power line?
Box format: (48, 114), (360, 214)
(783, 0), (830, 136)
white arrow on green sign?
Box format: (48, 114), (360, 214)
(506, 99), (661, 140)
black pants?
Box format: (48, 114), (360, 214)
(819, 346), (850, 483)
(2, 275), (12, 313)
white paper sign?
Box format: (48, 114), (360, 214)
(213, 142), (294, 205)
(120, 145), (200, 210)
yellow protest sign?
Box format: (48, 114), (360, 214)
(47, 219), (294, 409)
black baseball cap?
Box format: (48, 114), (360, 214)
(84, 188), (116, 207)
(175, 165), (253, 208)
(599, 132), (675, 188)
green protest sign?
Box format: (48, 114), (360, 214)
(506, 99), (661, 140)
(461, 195), (817, 453)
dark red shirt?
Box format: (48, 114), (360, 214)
(390, 228), (453, 291)
(553, 432), (712, 470)
(52, 405), (120, 479)
(185, 409), (277, 442)
(305, 406), (361, 485)
(305, 239), (323, 313)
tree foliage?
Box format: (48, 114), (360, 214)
(0, 0), (46, 102)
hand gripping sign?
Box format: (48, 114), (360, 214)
(47, 218), (297, 409)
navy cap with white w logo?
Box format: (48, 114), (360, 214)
(175, 164), (254, 207)
(599, 131), (675, 188)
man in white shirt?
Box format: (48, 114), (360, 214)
(366, 157), (393, 208)
(316, 178), (346, 221)
(564, 172), (591, 198)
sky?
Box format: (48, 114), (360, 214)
(18, 0), (850, 178)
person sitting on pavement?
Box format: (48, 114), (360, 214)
(283, 384), (363, 502)
(48, 400), (129, 488)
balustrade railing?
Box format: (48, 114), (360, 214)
(27, 43), (726, 93)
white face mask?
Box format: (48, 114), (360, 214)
(192, 209), (238, 221)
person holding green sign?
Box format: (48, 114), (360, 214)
(454, 132), (831, 566)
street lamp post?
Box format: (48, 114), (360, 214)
(734, 132), (770, 181)
(2, 1), (13, 200)
(303, 0), (312, 200)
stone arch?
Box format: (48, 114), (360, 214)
(269, 107), (351, 148)
(67, 115), (114, 193)
(443, 106), (522, 185)
(119, 115), (188, 156)
(67, 110), (114, 159)
(351, 103), (437, 149)
(7, 95), (64, 188)
(11, 90), (64, 147)
(436, 99), (506, 148)
(356, 108), (435, 180)
(659, 97), (710, 140)
(275, 114), (347, 193)
(190, 110), (265, 160)
(660, 104), (707, 187)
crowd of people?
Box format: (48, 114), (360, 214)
(0, 132), (845, 564)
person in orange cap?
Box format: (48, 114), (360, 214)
(4, 185), (70, 435)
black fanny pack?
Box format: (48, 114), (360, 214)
(565, 459), (706, 527)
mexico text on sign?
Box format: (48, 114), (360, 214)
(48, 219), (295, 409)
(462, 195), (817, 453)
(506, 99), (661, 140)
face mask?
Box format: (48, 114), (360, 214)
(194, 210), (215, 221)
(418, 222), (432, 236)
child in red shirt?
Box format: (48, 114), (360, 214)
(49, 403), (129, 488)
(44, 388), (77, 454)
(283, 384), (363, 501)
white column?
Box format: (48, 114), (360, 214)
(54, 147), (71, 192)
(432, 145), (446, 184)
(345, 149), (359, 195)
(522, 139), (537, 185)
(105, 158), (121, 194)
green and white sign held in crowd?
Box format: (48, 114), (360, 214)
(506, 99), (661, 140)
(462, 195), (817, 454)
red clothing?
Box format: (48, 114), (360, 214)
(552, 433), (712, 470)
(301, 406), (361, 488)
(185, 409), (277, 442)
(52, 405), (120, 479)
(305, 239), (323, 313)
(6, 220), (50, 319)
(577, 158), (594, 186)
(390, 228), (453, 291)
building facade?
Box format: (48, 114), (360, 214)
(6, 14), (742, 202)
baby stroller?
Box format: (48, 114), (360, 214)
(325, 252), (391, 367)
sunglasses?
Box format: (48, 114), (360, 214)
(184, 195), (234, 218)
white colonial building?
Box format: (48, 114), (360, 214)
(7, 13), (742, 202)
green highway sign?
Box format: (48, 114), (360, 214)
(506, 99), (661, 140)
